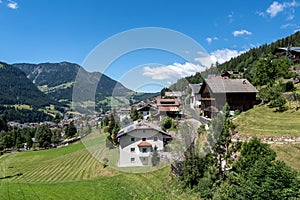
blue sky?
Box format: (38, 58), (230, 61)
(1, 0), (300, 92)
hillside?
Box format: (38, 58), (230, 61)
(234, 104), (300, 138)
(218, 31), (300, 77)
(0, 62), (56, 107)
(170, 31), (300, 90)
(0, 131), (198, 200)
(0, 62), (59, 122)
(14, 62), (157, 111)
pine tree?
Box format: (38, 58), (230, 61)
(151, 145), (159, 166)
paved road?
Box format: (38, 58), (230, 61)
(183, 105), (210, 124)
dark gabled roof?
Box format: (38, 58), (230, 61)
(156, 98), (180, 106)
(189, 84), (202, 95)
(165, 91), (185, 97)
(116, 121), (171, 138)
(276, 47), (300, 53)
(204, 78), (258, 93)
(137, 104), (157, 112)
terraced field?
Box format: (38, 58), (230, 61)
(234, 105), (300, 137)
(0, 142), (114, 183)
(0, 131), (198, 199)
(271, 143), (300, 170)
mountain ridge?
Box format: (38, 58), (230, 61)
(13, 62), (157, 111)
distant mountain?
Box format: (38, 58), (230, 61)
(14, 62), (157, 111)
(14, 62), (84, 102)
(0, 62), (56, 107)
(0, 62), (60, 122)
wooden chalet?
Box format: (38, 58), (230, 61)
(199, 78), (258, 118)
(274, 46), (300, 63)
(221, 71), (241, 79)
(156, 98), (182, 119)
(189, 84), (202, 108)
(137, 104), (157, 119)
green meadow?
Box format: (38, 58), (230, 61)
(0, 131), (197, 200)
(234, 105), (300, 137)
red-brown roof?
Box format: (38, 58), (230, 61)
(138, 141), (152, 147)
(156, 98), (180, 106)
(158, 107), (179, 112)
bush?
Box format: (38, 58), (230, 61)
(161, 116), (172, 131)
(285, 81), (294, 92)
(234, 109), (241, 116)
(102, 157), (109, 168)
(283, 71), (298, 79)
(269, 96), (287, 112)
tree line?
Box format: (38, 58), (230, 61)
(172, 104), (300, 199)
(0, 116), (77, 151)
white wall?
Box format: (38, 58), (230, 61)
(118, 129), (165, 167)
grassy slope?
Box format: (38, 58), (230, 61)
(0, 131), (198, 200)
(234, 105), (300, 137)
(271, 143), (300, 170)
(234, 104), (300, 171)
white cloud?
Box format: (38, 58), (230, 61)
(267, 1), (284, 17)
(143, 49), (246, 80)
(294, 29), (300, 33)
(233, 29), (252, 37)
(228, 12), (234, 23)
(206, 36), (218, 44)
(209, 49), (245, 64)
(256, 11), (265, 17)
(7, 0), (18, 9)
(206, 37), (212, 44)
(142, 62), (206, 80)
(265, 0), (299, 18)
(281, 23), (297, 29)
(194, 49), (245, 67)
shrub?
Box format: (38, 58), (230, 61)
(285, 81), (294, 92)
(161, 116), (173, 131)
(234, 109), (241, 116)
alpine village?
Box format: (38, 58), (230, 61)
(1, 32), (300, 199)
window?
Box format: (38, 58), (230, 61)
(142, 138), (146, 141)
(142, 148), (147, 153)
(153, 137), (158, 141)
(130, 148), (135, 153)
(131, 137), (135, 142)
(131, 157), (135, 162)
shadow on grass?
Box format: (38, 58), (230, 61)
(0, 173), (23, 180)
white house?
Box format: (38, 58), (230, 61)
(137, 104), (157, 120)
(116, 121), (172, 167)
(118, 107), (131, 122)
(189, 83), (202, 109)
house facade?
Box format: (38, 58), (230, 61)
(188, 84), (202, 109)
(165, 91), (185, 103)
(118, 107), (131, 122)
(200, 78), (258, 118)
(137, 104), (157, 120)
(116, 121), (171, 167)
(275, 46), (300, 63)
(156, 98), (182, 119)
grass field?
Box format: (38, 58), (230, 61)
(38, 82), (74, 94)
(234, 105), (300, 137)
(0, 130), (198, 200)
(271, 143), (300, 170)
